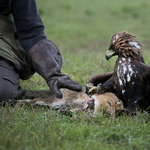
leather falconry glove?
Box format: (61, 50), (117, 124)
(27, 39), (82, 98)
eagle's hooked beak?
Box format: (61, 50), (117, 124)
(106, 49), (115, 61)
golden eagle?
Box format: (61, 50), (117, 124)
(89, 31), (150, 111)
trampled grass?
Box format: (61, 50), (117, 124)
(1, 0), (150, 149)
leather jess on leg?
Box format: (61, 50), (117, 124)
(0, 58), (23, 102)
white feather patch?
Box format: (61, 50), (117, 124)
(112, 34), (119, 45)
(129, 42), (141, 49)
(122, 58), (125, 61)
(115, 34), (119, 40)
(127, 73), (131, 82)
(122, 90), (125, 94)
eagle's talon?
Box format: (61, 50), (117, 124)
(85, 83), (98, 95)
(89, 87), (98, 93)
(116, 101), (124, 111)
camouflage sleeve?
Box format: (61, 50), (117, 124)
(11, 0), (47, 52)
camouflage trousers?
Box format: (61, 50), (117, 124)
(0, 57), (23, 102)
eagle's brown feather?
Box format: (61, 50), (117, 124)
(109, 31), (143, 61)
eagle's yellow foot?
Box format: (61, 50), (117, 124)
(116, 101), (124, 111)
(86, 83), (104, 95)
(89, 86), (98, 93)
(85, 83), (97, 95)
(86, 83), (94, 88)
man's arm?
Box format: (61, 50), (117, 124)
(11, 0), (82, 98)
(11, 0), (47, 51)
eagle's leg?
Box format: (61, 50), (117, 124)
(96, 76), (115, 94)
(97, 83), (111, 94)
(96, 81), (114, 94)
(85, 83), (108, 96)
(86, 75), (115, 95)
(86, 72), (114, 95)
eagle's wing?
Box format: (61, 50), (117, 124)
(88, 71), (113, 86)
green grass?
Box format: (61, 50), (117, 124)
(1, 0), (150, 149)
(1, 106), (150, 150)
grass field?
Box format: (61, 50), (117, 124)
(1, 0), (150, 149)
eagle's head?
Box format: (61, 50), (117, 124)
(106, 31), (143, 61)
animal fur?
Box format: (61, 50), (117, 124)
(89, 92), (123, 117)
(8, 88), (124, 117)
